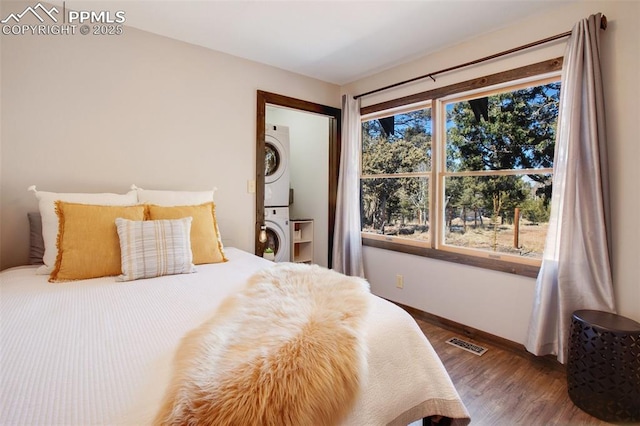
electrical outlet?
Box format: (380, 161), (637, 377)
(396, 274), (404, 289)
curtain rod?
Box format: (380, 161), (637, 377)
(354, 14), (607, 100)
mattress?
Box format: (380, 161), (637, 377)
(0, 247), (469, 425)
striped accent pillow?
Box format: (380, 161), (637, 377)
(115, 217), (196, 282)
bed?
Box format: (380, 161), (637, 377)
(1, 187), (469, 425)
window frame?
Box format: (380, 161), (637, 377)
(360, 58), (563, 278)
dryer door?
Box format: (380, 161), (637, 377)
(265, 134), (287, 185)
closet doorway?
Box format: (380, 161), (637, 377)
(255, 91), (341, 267)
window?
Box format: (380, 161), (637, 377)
(361, 105), (432, 246)
(360, 60), (562, 277)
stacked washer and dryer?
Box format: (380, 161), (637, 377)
(264, 124), (291, 262)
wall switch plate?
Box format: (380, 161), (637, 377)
(396, 274), (404, 289)
(247, 180), (256, 193)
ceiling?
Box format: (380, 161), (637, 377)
(52, 1), (576, 85)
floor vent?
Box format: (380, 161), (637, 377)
(446, 337), (488, 356)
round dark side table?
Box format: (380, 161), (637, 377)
(567, 310), (640, 423)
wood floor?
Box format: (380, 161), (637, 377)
(410, 315), (619, 426)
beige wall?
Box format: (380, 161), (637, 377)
(342, 1), (640, 341)
(0, 1), (339, 269)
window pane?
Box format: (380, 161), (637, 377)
(362, 109), (432, 174)
(443, 175), (551, 259)
(361, 176), (430, 243)
(446, 82), (559, 172)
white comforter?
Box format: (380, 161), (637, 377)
(0, 248), (469, 425)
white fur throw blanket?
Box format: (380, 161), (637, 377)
(155, 263), (372, 426)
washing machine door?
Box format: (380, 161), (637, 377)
(265, 133), (287, 185)
(265, 223), (287, 262)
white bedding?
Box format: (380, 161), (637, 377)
(0, 248), (469, 425)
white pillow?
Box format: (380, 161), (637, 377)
(132, 184), (216, 206)
(28, 186), (138, 274)
(115, 217), (196, 282)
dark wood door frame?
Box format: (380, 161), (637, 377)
(255, 90), (341, 267)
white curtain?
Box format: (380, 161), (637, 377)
(525, 13), (616, 364)
(332, 94), (364, 277)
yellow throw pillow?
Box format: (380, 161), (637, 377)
(50, 202), (146, 282)
(147, 202), (226, 265)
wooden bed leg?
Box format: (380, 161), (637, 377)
(423, 416), (452, 426)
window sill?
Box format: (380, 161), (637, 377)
(362, 237), (540, 278)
